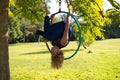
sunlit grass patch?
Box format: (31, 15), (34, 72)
(9, 39), (120, 80)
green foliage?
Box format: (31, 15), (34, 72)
(8, 0), (105, 44)
(108, 0), (120, 10)
(9, 39), (120, 79)
(8, 0), (120, 44)
(104, 1), (120, 38)
(69, 0), (104, 45)
(9, 0), (15, 16)
(103, 9), (120, 38)
(71, 22), (80, 41)
(26, 33), (39, 42)
(8, 16), (23, 43)
(14, 0), (45, 24)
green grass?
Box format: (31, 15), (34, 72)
(9, 39), (120, 80)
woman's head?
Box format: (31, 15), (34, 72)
(51, 46), (64, 69)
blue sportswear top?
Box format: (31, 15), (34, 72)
(36, 16), (72, 48)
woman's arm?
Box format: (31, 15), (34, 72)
(60, 13), (70, 46)
(50, 11), (59, 24)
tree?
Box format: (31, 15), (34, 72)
(107, 0), (120, 11)
(15, 0), (45, 24)
(104, 8), (120, 38)
(69, 0), (104, 44)
(103, 0), (120, 38)
(0, 0), (10, 80)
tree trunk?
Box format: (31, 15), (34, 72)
(0, 0), (10, 80)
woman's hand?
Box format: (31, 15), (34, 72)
(50, 14), (55, 24)
(50, 14), (55, 20)
(50, 11), (59, 20)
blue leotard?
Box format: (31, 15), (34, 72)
(36, 16), (72, 48)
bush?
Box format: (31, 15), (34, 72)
(8, 16), (23, 44)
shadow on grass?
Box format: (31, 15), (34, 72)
(20, 49), (77, 55)
(21, 51), (49, 55)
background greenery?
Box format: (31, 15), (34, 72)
(8, 0), (120, 44)
(9, 39), (120, 80)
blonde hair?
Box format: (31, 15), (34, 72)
(51, 50), (64, 69)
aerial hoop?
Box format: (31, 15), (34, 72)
(46, 11), (82, 60)
(61, 11), (82, 60)
(45, 0), (82, 60)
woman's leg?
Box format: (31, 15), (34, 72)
(45, 3), (50, 16)
(36, 3), (52, 39)
(60, 13), (70, 46)
(44, 3), (51, 32)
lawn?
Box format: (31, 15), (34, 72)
(9, 39), (120, 80)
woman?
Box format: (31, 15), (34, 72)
(27, 3), (72, 69)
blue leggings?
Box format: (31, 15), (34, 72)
(36, 16), (72, 40)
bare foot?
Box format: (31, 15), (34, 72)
(45, 3), (50, 15)
(26, 27), (37, 33)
